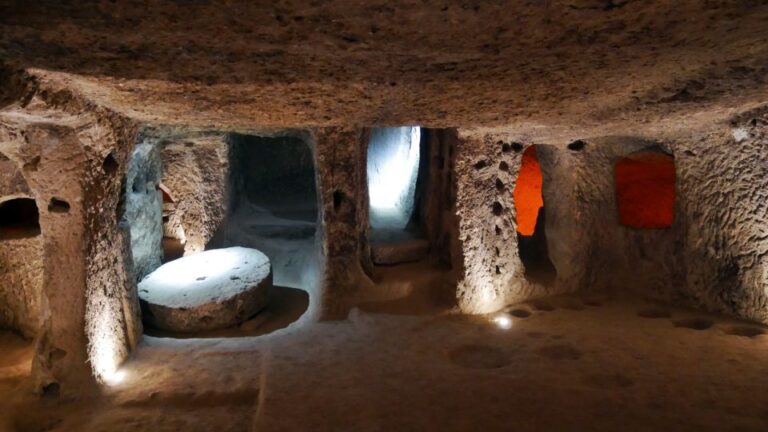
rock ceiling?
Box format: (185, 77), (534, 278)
(1, 1), (767, 142)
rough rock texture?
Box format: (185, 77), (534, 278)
(0, 155), (43, 338)
(312, 127), (373, 319)
(0, 1), (768, 400)
(418, 128), (460, 268)
(0, 235), (43, 338)
(454, 111), (768, 325)
(0, 1), (766, 139)
(0, 69), (142, 393)
(0, 153), (31, 196)
(124, 139), (162, 280)
(674, 109), (768, 324)
(455, 134), (541, 313)
(453, 131), (690, 314)
(139, 247), (271, 332)
(159, 133), (229, 255)
(551, 138), (684, 299)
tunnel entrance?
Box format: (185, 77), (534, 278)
(0, 198), (40, 240)
(0, 154), (44, 340)
(615, 149), (675, 229)
(212, 134), (318, 289)
(513, 146), (556, 285)
(366, 127), (429, 265)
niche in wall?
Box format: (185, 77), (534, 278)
(513, 146), (556, 284)
(141, 133), (312, 339)
(212, 133), (318, 289)
(0, 197), (41, 240)
(615, 150), (675, 229)
(0, 154), (44, 339)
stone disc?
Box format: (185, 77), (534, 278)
(138, 247), (271, 332)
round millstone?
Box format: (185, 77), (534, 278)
(138, 247), (272, 332)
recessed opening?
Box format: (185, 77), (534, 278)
(615, 149), (675, 229)
(513, 145), (556, 285)
(368, 127), (421, 229)
(102, 152), (119, 175)
(140, 134), (313, 339)
(567, 140), (586, 151)
(212, 134), (318, 289)
(367, 127), (429, 265)
(47, 198), (70, 213)
(0, 198), (40, 240)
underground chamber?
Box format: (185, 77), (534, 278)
(123, 134), (313, 338)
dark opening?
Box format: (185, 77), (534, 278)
(0, 198), (41, 239)
(567, 140), (587, 151)
(102, 152), (119, 175)
(513, 146), (556, 285)
(48, 198), (70, 213)
(210, 134), (318, 289)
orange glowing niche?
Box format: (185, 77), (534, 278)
(615, 151), (675, 229)
(513, 146), (543, 236)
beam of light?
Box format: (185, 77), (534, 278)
(367, 127), (421, 229)
(103, 369), (127, 386)
(492, 313), (513, 330)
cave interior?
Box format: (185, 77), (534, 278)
(0, 1), (768, 431)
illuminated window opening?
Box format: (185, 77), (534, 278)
(366, 127), (429, 265)
(615, 150), (675, 229)
(513, 146), (543, 236)
(513, 146), (556, 285)
(367, 127), (421, 230)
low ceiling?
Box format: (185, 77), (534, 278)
(1, 0), (767, 141)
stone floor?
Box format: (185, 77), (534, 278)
(1, 273), (767, 431)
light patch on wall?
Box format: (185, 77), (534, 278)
(492, 312), (513, 329)
(513, 146), (543, 236)
(367, 127), (421, 229)
(90, 305), (126, 385)
(732, 127), (749, 142)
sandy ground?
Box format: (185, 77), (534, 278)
(1, 262), (768, 431)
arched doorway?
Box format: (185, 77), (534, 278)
(513, 146), (556, 284)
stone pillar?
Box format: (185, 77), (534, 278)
(454, 131), (573, 313)
(0, 74), (141, 395)
(312, 127), (370, 319)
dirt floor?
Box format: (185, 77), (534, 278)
(1, 263), (767, 431)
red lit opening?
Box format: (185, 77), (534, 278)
(513, 146), (543, 236)
(615, 151), (675, 229)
